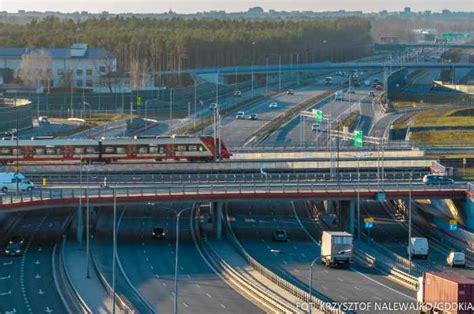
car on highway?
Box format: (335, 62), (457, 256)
(233, 90), (242, 97)
(375, 85), (383, 91)
(446, 251), (466, 267)
(334, 91), (344, 101)
(408, 237), (429, 259)
(422, 174), (455, 186)
(325, 77), (333, 85)
(209, 103), (217, 110)
(364, 80), (371, 87)
(3, 237), (24, 256)
(368, 91), (375, 97)
(38, 116), (50, 125)
(312, 123), (320, 131)
(268, 102), (278, 108)
(272, 229), (288, 242)
(235, 111), (245, 119)
(152, 227), (167, 239)
(286, 89), (294, 95)
(347, 88), (355, 94)
(0, 172), (35, 193)
(246, 113), (258, 120)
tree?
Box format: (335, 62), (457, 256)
(18, 49), (52, 92)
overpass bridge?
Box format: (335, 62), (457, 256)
(157, 62), (474, 76)
(372, 43), (474, 51)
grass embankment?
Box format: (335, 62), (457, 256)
(410, 130), (474, 144)
(340, 111), (360, 131)
(393, 105), (474, 129)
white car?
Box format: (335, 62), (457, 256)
(269, 102), (278, 108)
(447, 252), (466, 267)
(235, 111), (245, 119)
(312, 123), (320, 131)
(407, 237), (429, 259)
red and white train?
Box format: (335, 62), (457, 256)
(0, 136), (232, 164)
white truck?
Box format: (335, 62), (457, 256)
(321, 231), (353, 267)
(407, 237), (429, 259)
(0, 172), (34, 193)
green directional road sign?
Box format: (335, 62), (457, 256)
(315, 109), (323, 122)
(354, 130), (363, 147)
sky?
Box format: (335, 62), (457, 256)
(1, 0), (473, 14)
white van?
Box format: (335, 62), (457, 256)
(0, 172), (34, 193)
(335, 91), (344, 101)
(235, 111), (245, 119)
(408, 237), (429, 259)
(446, 251), (466, 267)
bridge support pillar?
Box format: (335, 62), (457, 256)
(76, 205), (83, 247)
(348, 201), (355, 235)
(464, 197), (474, 231)
(324, 200), (334, 215)
(215, 202), (224, 240)
(339, 200), (355, 234)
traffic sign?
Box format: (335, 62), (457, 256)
(364, 217), (374, 229)
(312, 109), (323, 122)
(354, 130), (363, 147)
(449, 219), (457, 231)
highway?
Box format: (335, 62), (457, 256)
(0, 209), (69, 314)
(226, 201), (417, 311)
(358, 200), (473, 277)
(113, 204), (262, 313)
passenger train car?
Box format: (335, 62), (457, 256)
(0, 136), (231, 164)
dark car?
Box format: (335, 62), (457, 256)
(272, 229), (288, 242)
(3, 238), (24, 256)
(234, 90), (242, 97)
(422, 175), (455, 186)
(286, 89), (294, 95)
(247, 113), (258, 120)
(152, 227), (167, 239)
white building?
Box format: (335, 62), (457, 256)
(0, 43), (116, 92)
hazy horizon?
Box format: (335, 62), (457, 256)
(1, 0), (473, 14)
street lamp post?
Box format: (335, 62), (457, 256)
(408, 173), (412, 274)
(112, 188), (117, 314)
(174, 207), (192, 314)
(85, 166), (91, 279)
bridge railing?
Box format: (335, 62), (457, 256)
(24, 170), (431, 186)
(0, 181), (468, 207)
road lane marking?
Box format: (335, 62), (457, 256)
(38, 289), (45, 295)
(182, 302), (189, 308)
(337, 277), (344, 282)
(0, 275), (11, 280)
(206, 293), (212, 298)
(35, 273), (41, 279)
(2, 261), (13, 266)
(220, 304), (226, 309)
(354, 286), (361, 291)
(0, 290), (12, 295)
(35, 260), (40, 265)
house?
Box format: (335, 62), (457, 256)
(0, 43), (116, 92)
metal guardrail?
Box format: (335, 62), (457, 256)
(54, 237), (92, 313)
(352, 248), (418, 291)
(90, 239), (135, 314)
(0, 182), (468, 208)
(192, 207), (298, 313)
(24, 170), (431, 186)
(223, 207), (344, 314)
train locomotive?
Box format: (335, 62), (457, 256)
(0, 136), (231, 164)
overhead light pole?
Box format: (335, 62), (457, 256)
(174, 207), (192, 314)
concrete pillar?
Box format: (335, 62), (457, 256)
(76, 205), (83, 247)
(215, 202), (223, 240)
(464, 197), (474, 231)
(348, 201), (355, 235)
(324, 200), (334, 215)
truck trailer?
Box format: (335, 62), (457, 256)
(418, 272), (474, 314)
(320, 231), (353, 267)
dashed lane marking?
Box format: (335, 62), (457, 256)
(0, 275), (11, 280)
(182, 302), (189, 308)
(0, 290), (12, 296)
(206, 293), (212, 298)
